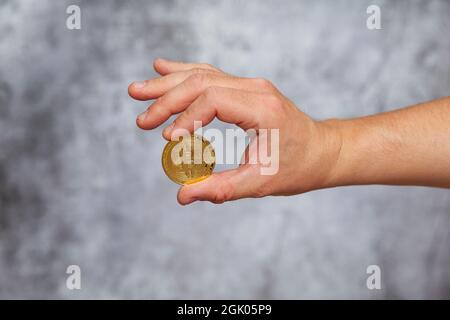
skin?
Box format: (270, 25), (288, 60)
(128, 58), (450, 205)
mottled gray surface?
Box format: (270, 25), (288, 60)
(0, 0), (449, 299)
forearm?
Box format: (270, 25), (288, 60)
(322, 97), (450, 189)
(130, 58), (450, 203)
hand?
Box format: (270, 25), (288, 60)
(128, 58), (342, 204)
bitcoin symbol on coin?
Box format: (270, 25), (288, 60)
(161, 134), (215, 185)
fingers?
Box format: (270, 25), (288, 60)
(128, 60), (282, 204)
(128, 68), (212, 101)
(136, 73), (261, 131)
(129, 58), (278, 102)
(177, 167), (258, 205)
(162, 87), (269, 139)
(153, 58), (221, 76)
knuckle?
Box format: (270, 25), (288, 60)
(265, 93), (283, 110)
(211, 182), (234, 204)
(153, 104), (167, 118)
(201, 63), (216, 70)
(253, 180), (272, 198)
(204, 86), (216, 96)
(253, 77), (274, 90)
(190, 67), (209, 75)
(181, 106), (192, 120)
(187, 73), (210, 86)
(203, 86), (220, 100)
(155, 95), (165, 105)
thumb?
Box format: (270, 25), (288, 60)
(177, 167), (257, 205)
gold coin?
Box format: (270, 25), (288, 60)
(161, 134), (215, 185)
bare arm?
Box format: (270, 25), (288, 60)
(129, 59), (450, 204)
(324, 97), (450, 189)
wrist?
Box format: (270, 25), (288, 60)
(309, 118), (346, 190)
(317, 116), (392, 189)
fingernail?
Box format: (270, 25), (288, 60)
(164, 122), (175, 135)
(137, 111), (148, 123)
(133, 81), (146, 88)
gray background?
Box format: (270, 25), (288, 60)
(0, 0), (449, 299)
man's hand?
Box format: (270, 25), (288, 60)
(128, 58), (342, 204)
(129, 58), (450, 205)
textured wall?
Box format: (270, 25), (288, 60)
(0, 0), (449, 299)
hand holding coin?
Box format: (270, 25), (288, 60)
(128, 58), (342, 204)
(130, 59), (450, 202)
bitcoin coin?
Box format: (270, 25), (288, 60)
(161, 134), (215, 185)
